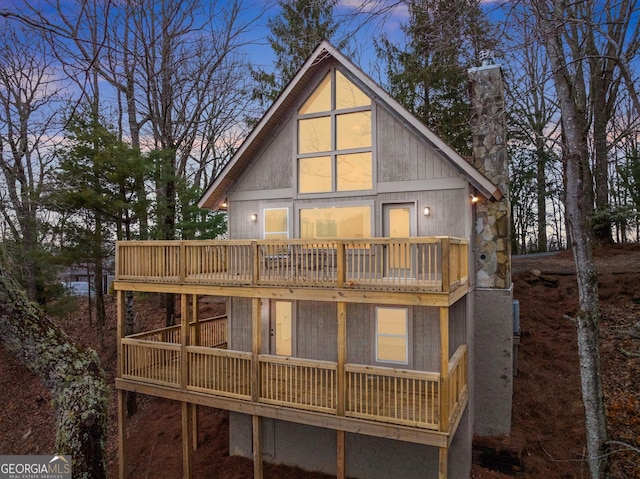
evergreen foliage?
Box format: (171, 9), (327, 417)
(250, 0), (347, 110)
(375, 0), (496, 156)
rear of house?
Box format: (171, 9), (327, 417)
(113, 41), (513, 479)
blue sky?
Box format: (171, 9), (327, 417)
(238, 0), (411, 80)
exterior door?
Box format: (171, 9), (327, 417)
(383, 204), (415, 276)
(268, 300), (293, 356)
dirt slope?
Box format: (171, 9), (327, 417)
(1, 244), (639, 478)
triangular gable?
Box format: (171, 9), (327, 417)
(198, 41), (502, 210)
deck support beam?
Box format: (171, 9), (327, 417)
(117, 389), (127, 479)
(439, 307), (450, 432)
(182, 402), (194, 479)
(252, 415), (263, 479)
(337, 430), (346, 479)
(439, 447), (448, 479)
(116, 290), (127, 479)
(191, 294), (200, 450)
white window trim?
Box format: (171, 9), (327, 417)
(374, 306), (411, 366)
(263, 207), (290, 239)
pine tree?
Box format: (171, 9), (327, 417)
(376, 0), (496, 156)
(250, 0), (346, 109)
(50, 116), (149, 338)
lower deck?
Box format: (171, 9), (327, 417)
(118, 316), (468, 440)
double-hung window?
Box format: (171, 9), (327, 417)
(375, 307), (409, 364)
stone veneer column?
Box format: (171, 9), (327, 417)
(468, 60), (511, 289)
(468, 57), (514, 438)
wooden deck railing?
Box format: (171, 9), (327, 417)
(446, 344), (469, 426)
(115, 237), (468, 293)
(345, 364), (440, 430)
(120, 332), (468, 432)
(127, 316), (227, 348)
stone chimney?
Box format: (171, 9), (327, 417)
(468, 51), (514, 437)
(468, 52), (511, 289)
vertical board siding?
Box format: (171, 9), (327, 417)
(234, 120), (294, 192)
(413, 307), (441, 372)
(296, 301), (337, 362)
(230, 298), (252, 352)
(448, 298), (468, 356)
(375, 105), (457, 182)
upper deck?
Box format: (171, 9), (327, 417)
(114, 237), (469, 305)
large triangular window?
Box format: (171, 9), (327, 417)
(297, 69), (372, 194)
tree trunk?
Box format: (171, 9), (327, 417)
(534, 2), (609, 477)
(536, 136), (548, 252)
(0, 268), (108, 479)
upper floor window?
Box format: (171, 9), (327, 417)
(263, 208), (289, 240)
(297, 70), (372, 194)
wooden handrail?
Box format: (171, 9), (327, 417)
(119, 335), (466, 433)
(115, 236), (469, 294)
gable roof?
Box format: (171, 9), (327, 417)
(198, 41), (502, 210)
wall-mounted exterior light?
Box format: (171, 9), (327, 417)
(470, 194), (479, 204)
(423, 206), (431, 216)
(250, 213), (258, 222)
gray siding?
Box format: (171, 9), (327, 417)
(229, 297), (252, 352)
(376, 104), (458, 182)
(413, 307), (441, 371)
(295, 301), (337, 361)
(234, 120), (294, 192)
(346, 303), (440, 372)
(449, 296), (468, 356)
(226, 98), (472, 242)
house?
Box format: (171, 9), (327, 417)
(113, 42), (513, 479)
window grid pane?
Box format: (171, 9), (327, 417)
(299, 116), (331, 154)
(300, 73), (332, 114)
(336, 111), (371, 150)
(336, 70), (370, 109)
(337, 152), (372, 191)
(299, 156), (332, 193)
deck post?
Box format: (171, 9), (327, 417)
(252, 241), (259, 285)
(337, 301), (347, 478)
(252, 415), (263, 479)
(439, 307), (450, 432)
(439, 446), (448, 479)
(337, 301), (346, 416)
(191, 294), (199, 450)
(116, 290), (127, 479)
(441, 238), (451, 292)
(182, 402), (194, 479)
(337, 430), (346, 479)
(180, 294), (190, 390)
(251, 297), (261, 402)
(117, 390), (127, 479)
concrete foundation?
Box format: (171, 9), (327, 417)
(473, 287), (513, 436)
(229, 407), (473, 479)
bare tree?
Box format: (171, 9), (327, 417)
(0, 27), (64, 302)
(4, 0), (254, 324)
(531, 1), (608, 476)
(505, 10), (560, 252)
